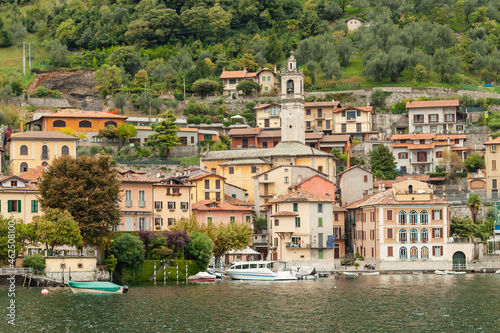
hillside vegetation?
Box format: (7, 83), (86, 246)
(1, 0), (500, 105)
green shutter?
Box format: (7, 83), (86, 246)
(7, 200), (11, 213)
(318, 218), (323, 227)
(18, 200), (21, 213)
(31, 200), (38, 213)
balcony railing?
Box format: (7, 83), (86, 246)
(139, 201), (146, 208)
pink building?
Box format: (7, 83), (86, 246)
(192, 200), (253, 225)
(291, 174), (336, 200)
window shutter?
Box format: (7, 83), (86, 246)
(387, 210), (393, 220)
(432, 246), (436, 256)
(18, 200), (21, 213)
(8, 200), (11, 213)
(428, 114), (431, 122)
(388, 246), (393, 257)
(387, 228), (393, 239)
(413, 115), (417, 123)
(432, 228), (435, 238)
(145, 218), (149, 231)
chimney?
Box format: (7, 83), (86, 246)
(274, 64), (277, 73)
(447, 137), (450, 145)
(243, 67), (247, 73)
(489, 135), (493, 141)
(20, 119), (24, 132)
(382, 183), (385, 193)
(332, 99), (335, 106)
(367, 102), (370, 108)
(378, 183), (382, 192)
(223, 68), (225, 72)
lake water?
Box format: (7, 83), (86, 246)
(2, 274), (500, 332)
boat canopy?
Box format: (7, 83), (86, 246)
(68, 281), (121, 292)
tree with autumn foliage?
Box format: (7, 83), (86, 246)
(38, 155), (121, 247)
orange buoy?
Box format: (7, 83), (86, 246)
(41, 288), (49, 295)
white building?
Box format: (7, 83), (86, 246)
(406, 100), (463, 134)
(280, 52), (305, 144)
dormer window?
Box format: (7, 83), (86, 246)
(210, 204), (216, 208)
(11, 181), (17, 187)
(408, 185), (413, 194)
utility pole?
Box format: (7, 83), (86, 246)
(29, 43), (31, 69)
(23, 42), (26, 76)
(183, 77), (186, 107)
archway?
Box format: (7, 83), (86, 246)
(452, 251), (466, 269)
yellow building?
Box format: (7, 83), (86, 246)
(187, 170), (225, 202)
(304, 101), (341, 134)
(153, 177), (194, 230)
(9, 131), (78, 175)
(333, 106), (374, 138)
(255, 103), (282, 129)
(0, 175), (41, 223)
(484, 136), (500, 199)
(201, 142), (336, 203)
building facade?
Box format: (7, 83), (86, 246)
(153, 177), (194, 230)
(406, 100), (462, 134)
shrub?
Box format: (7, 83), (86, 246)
(105, 147), (115, 155)
(206, 119), (212, 125)
(23, 253), (46, 273)
(192, 117), (202, 125)
(89, 146), (99, 155)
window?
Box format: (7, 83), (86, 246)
(155, 218), (163, 227)
(399, 247), (407, 260)
(191, 137), (195, 144)
(398, 152), (408, 159)
(61, 145), (70, 156)
(364, 175), (368, 182)
(20, 162), (28, 173)
(229, 79), (236, 84)
(493, 160), (497, 170)
(414, 114), (424, 123)
(445, 114), (455, 122)
(105, 121), (117, 128)
(318, 218), (323, 227)
(356, 123), (361, 132)
(168, 201), (175, 210)
(138, 217), (147, 231)
(284, 177), (289, 183)
(357, 110), (361, 117)
(155, 201), (163, 210)
(108, 137), (119, 144)
(421, 228), (429, 243)
(172, 187), (180, 194)
(492, 145), (497, 153)
(494, 179), (498, 189)
(433, 227), (442, 238)
(420, 210), (428, 224)
(207, 217), (212, 225)
(430, 125), (437, 132)
(429, 114), (438, 123)
(306, 109), (311, 115)
(91, 136), (103, 143)
(263, 141), (268, 148)
(275, 219), (279, 226)
(205, 179), (210, 189)
(415, 126), (422, 132)
(436, 151), (443, 158)
(421, 247), (429, 259)
(215, 179), (220, 189)
(295, 217), (301, 227)
(293, 203), (298, 212)
(204, 135), (213, 140)
(179, 137), (188, 145)
(342, 111), (346, 117)
(318, 166), (323, 173)
(387, 228), (393, 239)
(334, 213), (339, 222)
(20, 145), (28, 155)
(326, 120), (330, 129)
(410, 246), (418, 260)
(274, 238), (278, 247)
(347, 111), (356, 120)
(53, 120), (66, 127)
(410, 228), (418, 243)
(433, 210), (441, 220)
(245, 216), (251, 223)
(215, 191), (221, 201)
(433, 246), (442, 256)
(398, 210), (407, 224)
(408, 185), (413, 194)
(399, 228), (407, 243)
(79, 120), (92, 128)
(341, 124), (346, 133)
(333, 227), (342, 238)
(31, 200), (38, 213)
(138, 190), (145, 207)
(387, 210), (393, 220)
(388, 246), (393, 257)
(318, 249), (324, 259)
(251, 166), (257, 173)
(264, 174), (268, 180)
(8, 200), (21, 213)
(409, 210), (417, 224)
(166, 218), (174, 226)
(317, 120), (322, 128)
(317, 109), (323, 117)
(291, 237), (301, 247)
(181, 202), (188, 210)
(306, 121), (311, 129)
(229, 216), (235, 224)
(229, 167), (234, 174)
(41, 145), (49, 159)
(125, 190), (132, 207)
(318, 203), (323, 213)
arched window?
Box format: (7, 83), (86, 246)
(20, 162), (28, 173)
(421, 247), (429, 260)
(421, 228), (429, 243)
(399, 229), (407, 243)
(420, 210), (428, 224)
(61, 145), (69, 156)
(398, 210), (407, 224)
(41, 145), (49, 159)
(409, 210), (418, 224)
(408, 185), (413, 194)
(399, 247), (407, 260)
(41, 161), (48, 167)
(287, 80), (294, 94)
(410, 228), (418, 243)
(410, 246), (418, 260)
(53, 120), (66, 128)
(105, 121), (117, 128)
(20, 145), (28, 155)
(79, 120), (92, 128)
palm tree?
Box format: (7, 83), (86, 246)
(467, 194), (481, 224)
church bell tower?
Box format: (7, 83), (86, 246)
(280, 51), (305, 144)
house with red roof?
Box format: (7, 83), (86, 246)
(406, 99), (463, 134)
(220, 67), (278, 96)
(191, 200), (253, 226)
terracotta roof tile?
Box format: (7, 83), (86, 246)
(484, 137), (500, 145)
(220, 71), (257, 79)
(192, 200), (252, 211)
(18, 166), (46, 183)
(224, 195), (252, 207)
(10, 131), (79, 140)
(321, 134), (351, 143)
(304, 101), (341, 107)
(227, 128), (260, 136)
(271, 211), (299, 217)
(406, 100), (459, 108)
(391, 133), (436, 140)
(41, 110), (128, 119)
(269, 189), (333, 204)
(257, 130), (281, 138)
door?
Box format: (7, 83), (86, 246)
(318, 233), (323, 247)
(264, 183), (269, 195)
(264, 119), (270, 127)
(334, 244), (340, 259)
(242, 138), (248, 148)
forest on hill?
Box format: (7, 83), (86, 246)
(1, 0), (500, 109)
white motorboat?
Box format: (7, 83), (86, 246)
(446, 270), (466, 275)
(68, 281), (128, 294)
(496, 269), (500, 274)
(343, 272), (358, 277)
(226, 261), (297, 281)
(362, 272), (380, 276)
(188, 271), (216, 283)
(296, 266), (317, 280)
(435, 270), (447, 275)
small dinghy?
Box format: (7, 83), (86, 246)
(446, 270), (466, 275)
(68, 281), (128, 294)
(297, 266), (317, 280)
(362, 272), (380, 276)
(188, 271), (216, 283)
(412, 271), (422, 275)
(435, 270), (447, 275)
(495, 269), (500, 274)
(343, 272), (358, 277)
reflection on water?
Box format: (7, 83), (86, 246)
(2, 274), (500, 332)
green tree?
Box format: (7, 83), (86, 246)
(97, 125), (119, 139)
(185, 231), (213, 270)
(439, 148), (463, 177)
(109, 47), (142, 75)
(0, 218), (32, 263)
(369, 145), (398, 180)
(117, 124), (138, 141)
(38, 155), (121, 247)
(433, 48), (460, 82)
(463, 153), (485, 172)
(450, 217), (479, 237)
(31, 208), (83, 251)
(208, 4), (232, 37)
(206, 221), (253, 265)
(467, 194), (481, 224)
(94, 65), (123, 96)
(239, 54), (259, 72)
(0, 28), (14, 47)
(236, 80), (260, 96)
(56, 18), (77, 44)
(145, 111), (180, 158)
(370, 89), (388, 109)
(105, 254), (118, 281)
(111, 233), (145, 278)
(23, 253), (46, 273)
(44, 40), (68, 67)
(192, 79), (220, 97)
(113, 92), (128, 114)
(133, 69), (149, 88)
(0, 84), (14, 105)
(7, 22), (27, 45)
(414, 64), (428, 83)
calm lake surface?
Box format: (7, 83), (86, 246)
(2, 274), (500, 332)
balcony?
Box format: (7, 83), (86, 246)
(138, 201), (146, 208)
(125, 200), (132, 207)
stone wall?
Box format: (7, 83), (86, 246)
(170, 145), (198, 158)
(450, 205), (490, 221)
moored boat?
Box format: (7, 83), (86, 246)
(496, 269), (500, 274)
(446, 270), (466, 275)
(188, 271), (216, 283)
(435, 270), (447, 275)
(413, 271), (422, 275)
(296, 266), (317, 280)
(362, 272), (380, 276)
(226, 261), (297, 281)
(343, 272), (358, 277)
(68, 281), (128, 294)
